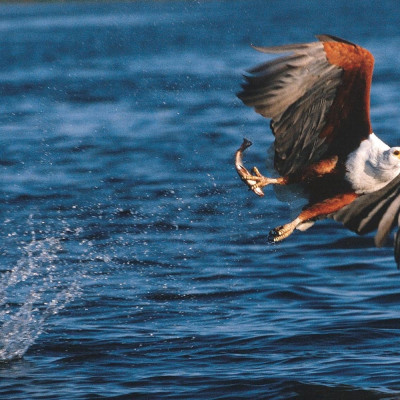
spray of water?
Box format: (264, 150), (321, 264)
(0, 218), (83, 361)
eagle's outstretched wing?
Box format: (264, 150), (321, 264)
(238, 34), (374, 176)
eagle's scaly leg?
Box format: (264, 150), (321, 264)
(235, 139), (286, 197)
(269, 193), (359, 242)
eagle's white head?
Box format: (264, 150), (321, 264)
(346, 135), (400, 193)
(382, 147), (400, 168)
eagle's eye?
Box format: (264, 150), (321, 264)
(394, 150), (400, 156)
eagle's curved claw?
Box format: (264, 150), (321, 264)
(268, 218), (302, 242)
(268, 223), (295, 243)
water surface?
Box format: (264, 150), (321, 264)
(1, 1), (400, 399)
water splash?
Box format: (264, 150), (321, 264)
(0, 218), (82, 361)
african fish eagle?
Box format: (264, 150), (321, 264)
(235, 34), (400, 267)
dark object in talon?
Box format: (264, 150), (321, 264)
(240, 138), (253, 151)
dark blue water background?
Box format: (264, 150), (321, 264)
(1, 1), (400, 399)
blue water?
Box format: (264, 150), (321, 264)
(1, 1), (400, 399)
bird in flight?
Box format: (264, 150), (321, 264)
(235, 34), (400, 266)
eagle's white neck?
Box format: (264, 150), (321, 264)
(345, 133), (400, 194)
